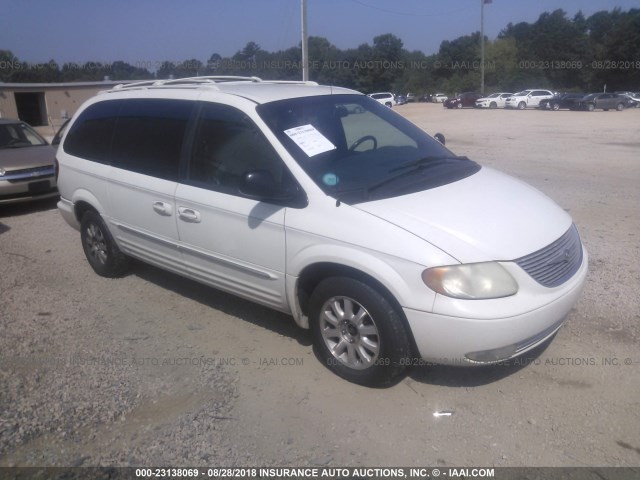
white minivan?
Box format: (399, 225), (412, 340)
(56, 77), (587, 386)
(505, 89), (555, 109)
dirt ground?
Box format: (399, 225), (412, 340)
(1, 103), (639, 468)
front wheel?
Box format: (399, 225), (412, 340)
(616, 103), (624, 111)
(80, 211), (129, 277)
(552, 103), (560, 111)
(518, 101), (526, 110)
(310, 277), (411, 386)
(489, 102), (497, 109)
(587, 103), (595, 112)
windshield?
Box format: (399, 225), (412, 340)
(257, 94), (480, 204)
(513, 91), (530, 96)
(0, 122), (48, 149)
(487, 93), (500, 98)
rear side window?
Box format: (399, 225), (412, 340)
(111, 99), (193, 181)
(64, 100), (121, 163)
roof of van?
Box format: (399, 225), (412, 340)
(105, 76), (360, 104)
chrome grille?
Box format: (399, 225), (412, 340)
(515, 224), (583, 287)
(4, 165), (55, 183)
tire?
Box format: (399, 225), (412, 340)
(489, 102), (497, 109)
(309, 277), (411, 386)
(385, 102), (392, 108)
(552, 103), (560, 111)
(587, 103), (595, 112)
(456, 102), (463, 109)
(616, 103), (624, 111)
(80, 210), (129, 277)
(518, 101), (526, 110)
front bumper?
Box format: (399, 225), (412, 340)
(0, 175), (57, 205)
(404, 248), (588, 365)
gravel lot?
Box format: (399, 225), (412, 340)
(1, 103), (639, 468)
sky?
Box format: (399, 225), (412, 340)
(2, 0), (639, 68)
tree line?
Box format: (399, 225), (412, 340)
(1, 8), (638, 94)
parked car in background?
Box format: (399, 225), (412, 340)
(0, 119), (58, 204)
(578, 93), (632, 111)
(406, 93), (416, 103)
(395, 94), (408, 105)
(541, 93), (585, 111)
(616, 92), (640, 107)
(368, 92), (395, 107)
(443, 92), (483, 109)
(418, 94), (432, 102)
(431, 93), (448, 103)
(475, 93), (513, 109)
(505, 90), (555, 109)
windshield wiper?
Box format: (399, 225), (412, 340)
(365, 155), (469, 199)
(390, 154), (468, 173)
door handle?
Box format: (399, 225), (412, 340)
(152, 201), (173, 216)
(178, 207), (202, 223)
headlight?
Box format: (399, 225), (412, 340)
(422, 262), (518, 300)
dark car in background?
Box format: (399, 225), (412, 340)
(541, 93), (585, 111)
(443, 92), (483, 109)
(616, 92), (640, 107)
(0, 119), (58, 204)
(578, 93), (632, 111)
(395, 94), (408, 105)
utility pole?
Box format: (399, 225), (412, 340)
(480, 0), (491, 94)
(301, 0), (309, 81)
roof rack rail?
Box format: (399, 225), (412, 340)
(112, 76), (264, 90)
(160, 76), (264, 85)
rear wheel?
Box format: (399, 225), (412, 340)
(456, 102), (463, 109)
(80, 211), (129, 277)
(616, 103), (624, 111)
(587, 103), (595, 112)
(310, 277), (411, 386)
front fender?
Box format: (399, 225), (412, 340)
(286, 243), (439, 328)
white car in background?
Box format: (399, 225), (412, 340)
(431, 93), (448, 103)
(475, 92), (513, 109)
(368, 92), (395, 107)
(505, 90), (555, 109)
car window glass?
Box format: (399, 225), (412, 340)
(258, 94), (478, 204)
(64, 100), (121, 163)
(186, 103), (287, 196)
(0, 123), (46, 148)
(340, 104), (416, 152)
(111, 99), (193, 181)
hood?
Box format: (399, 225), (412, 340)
(0, 145), (56, 171)
(353, 167), (572, 263)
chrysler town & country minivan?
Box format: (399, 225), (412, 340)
(56, 77), (587, 386)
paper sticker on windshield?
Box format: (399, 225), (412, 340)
(284, 124), (336, 157)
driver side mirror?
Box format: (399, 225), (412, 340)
(239, 170), (279, 198)
(434, 133), (446, 145)
(239, 169), (307, 208)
